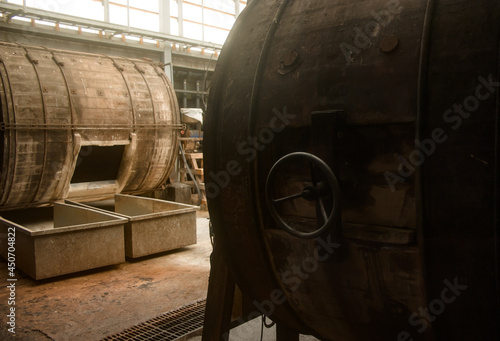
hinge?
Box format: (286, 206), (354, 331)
(26, 51), (39, 65)
(52, 54), (65, 66)
(113, 61), (125, 71)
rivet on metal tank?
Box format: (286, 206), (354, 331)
(380, 35), (399, 53)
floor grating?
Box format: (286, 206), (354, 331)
(101, 299), (206, 341)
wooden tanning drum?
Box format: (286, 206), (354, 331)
(0, 42), (180, 210)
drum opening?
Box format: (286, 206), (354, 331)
(71, 145), (126, 184)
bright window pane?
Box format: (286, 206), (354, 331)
(204, 9), (234, 30)
(183, 21), (202, 40)
(171, 18), (179, 35)
(204, 0), (235, 14)
(183, 3), (202, 22)
(130, 8), (159, 31)
(204, 26), (228, 45)
(109, 3), (128, 26)
(170, 0), (178, 17)
(129, 0), (158, 13)
(25, 0), (104, 21)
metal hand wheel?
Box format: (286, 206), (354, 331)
(265, 152), (341, 239)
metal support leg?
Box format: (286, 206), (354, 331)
(202, 246), (235, 341)
(276, 323), (300, 341)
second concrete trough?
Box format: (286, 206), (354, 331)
(67, 194), (198, 258)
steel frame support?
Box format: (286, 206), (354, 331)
(178, 0), (184, 37)
(159, 0), (171, 35)
(103, 0), (110, 22)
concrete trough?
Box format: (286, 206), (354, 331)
(67, 194), (198, 259)
(0, 203), (127, 280)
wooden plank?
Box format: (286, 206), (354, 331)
(188, 153), (203, 171)
(179, 168), (204, 176)
(189, 158), (200, 170)
(187, 153), (204, 159)
(179, 137), (203, 141)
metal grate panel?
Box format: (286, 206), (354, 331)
(102, 299), (205, 341)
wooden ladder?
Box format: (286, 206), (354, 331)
(180, 152), (206, 205)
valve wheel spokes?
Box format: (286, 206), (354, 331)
(265, 152), (341, 239)
(273, 191), (304, 204)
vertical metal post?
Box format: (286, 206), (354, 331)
(178, 0), (184, 37)
(196, 80), (201, 108)
(201, 246), (236, 341)
(160, 0), (173, 81)
(162, 47), (173, 81)
(183, 78), (188, 108)
(159, 0), (171, 34)
(201, 0), (205, 41)
(126, 0), (130, 30)
(234, 0), (240, 17)
(103, 0), (110, 22)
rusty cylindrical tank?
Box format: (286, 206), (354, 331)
(0, 42), (180, 210)
(205, 0), (499, 340)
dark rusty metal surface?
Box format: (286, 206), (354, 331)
(0, 42), (180, 211)
(204, 0), (500, 340)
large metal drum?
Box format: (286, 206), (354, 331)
(0, 42), (180, 210)
(205, 0), (499, 340)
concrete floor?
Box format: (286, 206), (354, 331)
(0, 210), (321, 341)
(188, 317), (320, 341)
(0, 211), (212, 341)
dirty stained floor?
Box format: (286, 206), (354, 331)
(0, 211), (212, 341)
